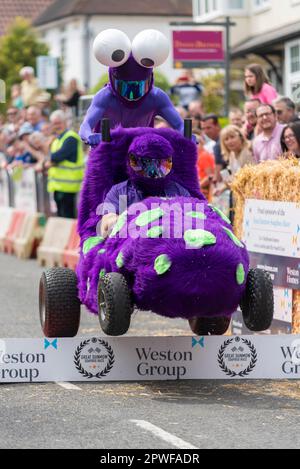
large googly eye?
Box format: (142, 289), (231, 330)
(93, 29), (131, 67)
(132, 30), (170, 68)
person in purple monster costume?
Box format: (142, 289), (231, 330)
(79, 29), (184, 146)
(77, 124), (252, 336)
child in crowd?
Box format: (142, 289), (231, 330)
(244, 64), (278, 105)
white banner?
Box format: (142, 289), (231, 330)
(37, 56), (58, 90)
(13, 167), (37, 213)
(1, 335), (300, 383)
(0, 169), (10, 207)
(243, 199), (300, 258)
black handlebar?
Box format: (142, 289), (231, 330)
(101, 118), (111, 142)
(184, 119), (193, 140)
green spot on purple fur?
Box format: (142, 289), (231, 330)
(135, 208), (164, 227)
(223, 227), (244, 248)
(147, 226), (164, 238)
(209, 204), (231, 225)
(184, 229), (216, 248)
(99, 269), (106, 279)
(83, 236), (104, 255)
(236, 264), (245, 285)
(154, 254), (172, 275)
(116, 251), (124, 268)
(98, 248), (106, 255)
(187, 211), (206, 220)
(109, 211), (127, 237)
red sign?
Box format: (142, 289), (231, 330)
(173, 30), (224, 67)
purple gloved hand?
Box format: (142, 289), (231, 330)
(87, 134), (102, 147)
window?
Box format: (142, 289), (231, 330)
(290, 44), (300, 74)
(252, 0), (271, 11)
(229, 0), (245, 7)
(193, 0), (247, 19)
(285, 40), (300, 101)
(195, 0), (220, 16)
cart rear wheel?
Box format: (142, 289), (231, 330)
(240, 268), (274, 332)
(39, 267), (81, 337)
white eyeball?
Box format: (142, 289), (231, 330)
(93, 29), (131, 67)
(132, 30), (170, 68)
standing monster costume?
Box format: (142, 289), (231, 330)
(79, 29), (184, 146)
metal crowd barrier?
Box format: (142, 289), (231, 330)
(0, 167), (51, 216)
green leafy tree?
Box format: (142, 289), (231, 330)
(202, 71), (244, 117)
(0, 17), (49, 109)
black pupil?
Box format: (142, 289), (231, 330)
(141, 58), (154, 67)
(112, 50), (125, 62)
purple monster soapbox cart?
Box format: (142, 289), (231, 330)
(39, 120), (274, 338)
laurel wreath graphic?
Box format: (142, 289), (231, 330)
(217, 338), (257, 378)
(74, 338), (115, 379)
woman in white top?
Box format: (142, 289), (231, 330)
(220, 125), (253, 178)
(215, 125), (253, 222)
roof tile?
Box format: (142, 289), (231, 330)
(34, 0), (192, 26)
(0, 0), (55, 36)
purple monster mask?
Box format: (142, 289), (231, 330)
(97, 30), (170, 103)
(127, 133), (174, 190)
(110, 55), (153, 103)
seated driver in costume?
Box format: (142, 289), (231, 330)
(79, 29), (184, 146)
(100, 133), (190, 237)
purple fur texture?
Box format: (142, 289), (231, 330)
(77, 128), (249, 320)
(77, 196), (249, 318)
(78, 126), (204, 240)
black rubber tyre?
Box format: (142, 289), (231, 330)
(188, 316), (231, 336)
(98, 272), (133, 336)
(240, 268), (274, 332)
(39, 267), (81, 337)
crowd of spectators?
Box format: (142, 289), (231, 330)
(154, 64), (300, 220)
(1, 62), (300, 220)
(0, 67), (83, 173)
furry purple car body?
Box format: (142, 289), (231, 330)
(76, 127), (250, 324)
(39, 124), (273, 338)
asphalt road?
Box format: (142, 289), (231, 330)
(1, 252), (300, 450)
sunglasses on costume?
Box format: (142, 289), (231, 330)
(129, 153), (173, 178)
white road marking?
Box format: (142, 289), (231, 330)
(56, 382), (82, 390)
(130, 420), (198, 449)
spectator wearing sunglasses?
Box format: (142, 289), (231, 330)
(273, 97), (300, 125)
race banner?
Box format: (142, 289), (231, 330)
(1, 335), (300, 383)
(242, 199), (300, 290)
